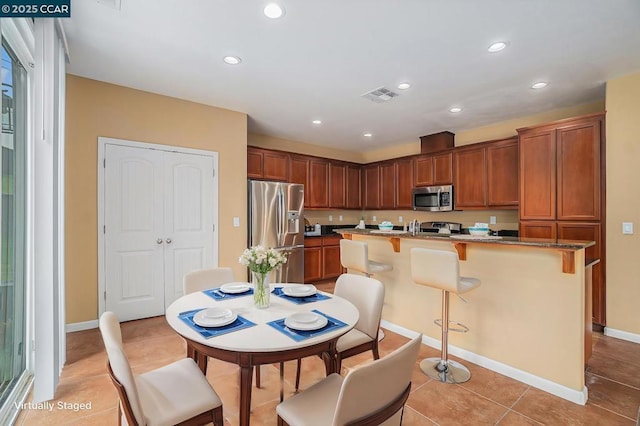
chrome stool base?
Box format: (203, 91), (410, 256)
(420, 357), (471, 384)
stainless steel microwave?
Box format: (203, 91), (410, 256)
(412, 185), (454, 211)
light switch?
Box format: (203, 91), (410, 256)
(622, 222), (634, 235)
(328, 215), (333, 222)
(233, 217), (240, 227)
(339, 215), (343, 221)
(372, 215), (377, 222)
(398, 216), (403, 223)
(490, 216), (497, 225)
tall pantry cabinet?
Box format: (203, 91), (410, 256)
(518, 112), (606, 326)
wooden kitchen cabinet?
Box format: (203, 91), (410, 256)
(487, 138), (519, 207)
(322, 236), (343, 279)
(379, 162), (396, 209)
(556, 119), (602, 221)
(345, 164), (361, 209)
(519, 221), (557, 239)
(557, 222), (604, 325)
(414, 152), (452, 187)
(363, 164), (380, 209)
(304, 237), (323, 283)
(304, 235), (342, 282)
(329, 162), (346, 208)
(518, 112), (606, 326)
(247, 147), (289, 181)
(454, 146), (487, 208)
(289, 155), (309, 206)
(308, 159), (329, 208)
(395, 158), (414, 209)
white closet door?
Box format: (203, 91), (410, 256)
(163, 151), (215, 308)
(104, 144), (165, 321)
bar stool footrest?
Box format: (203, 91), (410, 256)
(434, 318), (470, 333)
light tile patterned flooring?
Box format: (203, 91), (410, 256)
(15, 281), (640, 425)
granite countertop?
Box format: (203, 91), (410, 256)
(334, 227), (595, 250)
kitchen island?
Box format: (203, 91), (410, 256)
(336, 228), (595, 405)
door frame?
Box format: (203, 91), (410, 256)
(97, 137), (219, 318)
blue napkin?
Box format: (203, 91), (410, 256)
(271, 287), (331, 304)
(178, 308), (256, 339)
(203, 287), (254, 301)
(267, 309), (348, 342)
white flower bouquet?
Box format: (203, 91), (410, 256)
(239, 246), (287, 308)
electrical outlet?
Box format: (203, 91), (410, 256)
(339, 215), (343, 221)
(622, 222), (634, 235)
(233, 217), (240, 227)
(398, 216), (403, 222)
(372, 215), (377, 222)
(328, 215), (333, 222)
(490, 216), (496, 225)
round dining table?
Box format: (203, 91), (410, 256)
(165, 283), (359, 426)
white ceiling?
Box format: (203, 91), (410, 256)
(63, 0), (640, 151)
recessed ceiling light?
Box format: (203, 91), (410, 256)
(397, 82), (411, 90)
(264, 3), (285, 19)
(449, 107), (462, 113)
(363, 133), (373, 137)
(531, 81), (548, 89)
(488, 41), (508, 52)
(223, 56), (242, 65)
(312, 120), (322, 125)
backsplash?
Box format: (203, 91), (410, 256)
(304, 209), (519, 231)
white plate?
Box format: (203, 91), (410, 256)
(284, 312), (328, 331)
(193, 308), (237, 327)
(283, 285), (317, 297)
(220, 282), (251, 294)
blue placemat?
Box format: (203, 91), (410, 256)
(271, 287), (331, 304)
(203, 287), (254, 301)
(267, 309), (348, 342)
(178, 309), (256, 339)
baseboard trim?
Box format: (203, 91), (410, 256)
(66, 320), (98, 333)
(604, 327), (640, 344)
(380, 320), (588, 405)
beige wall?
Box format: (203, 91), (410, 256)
(605, 72), (640, 335)
(65, 76), (248, 324)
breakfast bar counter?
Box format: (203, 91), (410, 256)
(335, 228), (594, 405)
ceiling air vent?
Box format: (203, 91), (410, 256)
(361, 87), (399, 103)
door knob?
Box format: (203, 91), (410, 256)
(166, 238), (172, 244)
(156, 238), (163, 244)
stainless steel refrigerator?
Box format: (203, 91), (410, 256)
(248, 180), (304, 283)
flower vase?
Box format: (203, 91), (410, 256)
(252, 271), (270, 309)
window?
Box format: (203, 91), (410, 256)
(0, 41), (27, 407)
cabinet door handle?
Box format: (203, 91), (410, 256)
(166, 238), (172, 244)
(156, 238), (163, 244)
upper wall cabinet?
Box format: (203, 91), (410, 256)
(329, 162), (346, 209)
(363, 164), (380, 209)
(487, 138), (519, 207)
(379, 162), (396, 209)
(454, 145), (487, 208)
(308, 158), (329, 208)
(247, 147), (289, 181)
(414, 152), (452, 186)
(345, 164), (361, 209)
(289, 155), (310, 206)
(395, 158), (414, 209)
(518, 114), (603, 221)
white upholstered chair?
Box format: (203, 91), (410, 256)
(182, 267), (235, 295)
(278, 334), (422, 426)
(99, 311), (223, 426)
(410, 248), (481, 384)
(294, 273), (385, 391)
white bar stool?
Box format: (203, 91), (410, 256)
(340, 239), (392, 278)
(410, 247), (481, 383)
(340, 239), (392, 341)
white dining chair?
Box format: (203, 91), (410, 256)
(277, 334), (422, 426)
(294, 273), (385, 391)
(99, 311), (224, 426)
(182, 267), (235, 294)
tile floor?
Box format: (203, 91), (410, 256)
(14, 281), (640, 425)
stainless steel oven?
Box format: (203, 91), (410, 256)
(412, 185), (454, 211)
